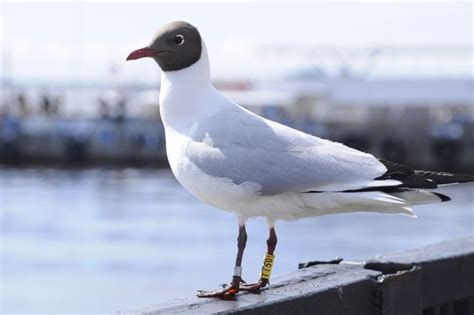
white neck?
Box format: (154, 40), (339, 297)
(161, 41), (211, 87)
(159, 41), (227, 134)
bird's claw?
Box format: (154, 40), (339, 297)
(197, 283), (240, 299)
(197, 278), (266, 298)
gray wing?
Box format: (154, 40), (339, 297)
(186, 107), (387, 195)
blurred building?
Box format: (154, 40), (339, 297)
(1, 76), (473, 170)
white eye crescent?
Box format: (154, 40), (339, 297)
(175, 34), (184, 45)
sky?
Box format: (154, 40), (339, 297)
(0, 1), (473, 84)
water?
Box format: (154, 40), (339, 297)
(0, 167), (473, 313)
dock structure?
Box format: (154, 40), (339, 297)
(126, 237), (473, 315)
(1, 117), (473, 171)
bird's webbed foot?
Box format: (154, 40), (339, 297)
(197, 276), (246, 299)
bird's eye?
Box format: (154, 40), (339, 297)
(174, 34), (184, 45)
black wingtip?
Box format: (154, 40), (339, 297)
(433, 192), (451, 202)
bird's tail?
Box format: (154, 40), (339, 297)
(388, 189), (450, 205)
(368, 159), (474, 215)
(299, 160), (472, 219)
(301, 188), (452, 219)
(301, 191), (418, 217)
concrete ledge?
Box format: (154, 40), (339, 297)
(125, 237), (474, 315)
(368, 237), (474, 314)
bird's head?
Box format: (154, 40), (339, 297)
(126, 21), (202, 72)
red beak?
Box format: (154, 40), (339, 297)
(126, 47), (158, 61)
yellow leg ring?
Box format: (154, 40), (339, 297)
(260, 252), (275, 280)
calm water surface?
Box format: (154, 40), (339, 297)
(1, 167), (473, 313)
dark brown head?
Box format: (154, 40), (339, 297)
(126, 21), (202, 72)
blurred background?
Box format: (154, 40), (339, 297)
(1, 1), (473, 313)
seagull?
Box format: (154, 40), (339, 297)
(127, 21), (474, 298)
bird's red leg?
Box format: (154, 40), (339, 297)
(197, 224), (247, 298)
(239, 227), (277, 292)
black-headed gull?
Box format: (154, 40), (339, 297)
(127, 21), (474, 298)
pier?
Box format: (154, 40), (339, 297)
(127, 237), (474, 315)
(1, 117), (473, 172)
